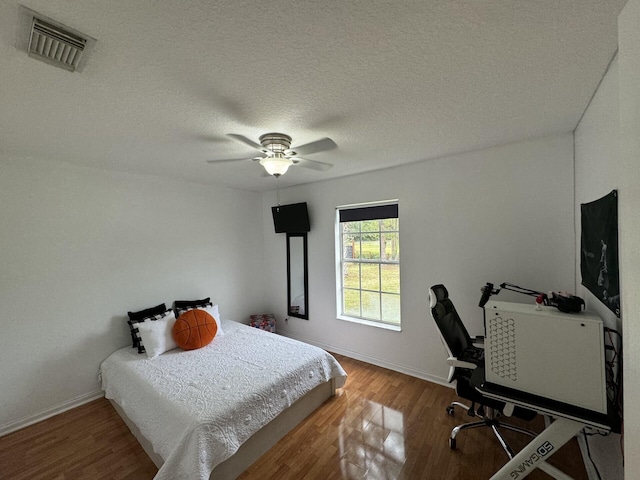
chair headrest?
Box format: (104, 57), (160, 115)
(429, 284), (449, 308)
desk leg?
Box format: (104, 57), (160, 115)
(537, 461), (576, 480)
(490, 417), (584, 480)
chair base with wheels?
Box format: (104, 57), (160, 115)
(446, 398), (537, 457)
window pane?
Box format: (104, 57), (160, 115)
(343, 263), (360, 289)
(381, 218), (399, 232)
(362, 291), (381, 320)
(343, 234), (360, 259)
(343, 289), (360, 317)
(342, 221), (361, 233)
(361, 263), (380, 291)
(381, 264), (400, 293)
(382, 294), (401, 324)
(381, 233), (399, 261)
(361, 219), (380, 233)
(361, 233), (380, 259)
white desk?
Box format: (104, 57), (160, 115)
(471, 368), (613, 480)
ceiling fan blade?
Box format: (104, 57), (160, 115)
(288, 137), (337, 156)
(291, 157), (333, 171)
(227, 134), (266, 152)
(206, 156), (264, 164)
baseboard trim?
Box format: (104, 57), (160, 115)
(279, 332), (453, 389)
(0, 390), (104, 437)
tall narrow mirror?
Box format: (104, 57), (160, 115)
(287, 233), (308, 319)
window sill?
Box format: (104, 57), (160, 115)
(337, 315), (401, 332)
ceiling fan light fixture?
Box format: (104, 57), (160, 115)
(260, 153), (293, 177)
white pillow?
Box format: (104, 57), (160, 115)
(137, 311), (178, 358)
(197, 304), (224, 336)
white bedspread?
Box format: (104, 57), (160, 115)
(100, 319), (346, 480)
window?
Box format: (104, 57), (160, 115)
(336, 201), (400, 329)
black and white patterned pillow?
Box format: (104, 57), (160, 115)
(127, 310), (171, 354)
(127, 303), (168, 350)
(173, 297), (212, 318)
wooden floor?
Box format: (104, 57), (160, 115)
(0, 354), (588, 480)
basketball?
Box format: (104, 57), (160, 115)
(172, 309), (218, 350)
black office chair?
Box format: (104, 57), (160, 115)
(429, 284), (537, 457)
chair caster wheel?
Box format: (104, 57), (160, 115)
(446, 406), (454, 416)
(449, 438), (457, 450)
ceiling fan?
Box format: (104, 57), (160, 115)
(207, 133), (337, 177)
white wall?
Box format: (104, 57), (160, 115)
(262, 134), (575, 383)
(574, 56), (624, 479)
(574, 57), (621, 332)
(618, 0), (640, 476)
(0, 155), (265, 433)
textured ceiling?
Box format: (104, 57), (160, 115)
(0, 0), (626, 191)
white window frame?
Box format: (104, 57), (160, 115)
(335, 200), (401, 331)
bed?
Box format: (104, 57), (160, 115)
(100, 319), (347, 480)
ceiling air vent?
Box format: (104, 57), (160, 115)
(18, 6), (96, 73)
(29, 18), (86, 72)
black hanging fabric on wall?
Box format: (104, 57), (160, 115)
(580, 190), (620, 317)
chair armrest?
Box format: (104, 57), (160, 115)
(472, 335), (484, 347)
(447, 356), (477, 370)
